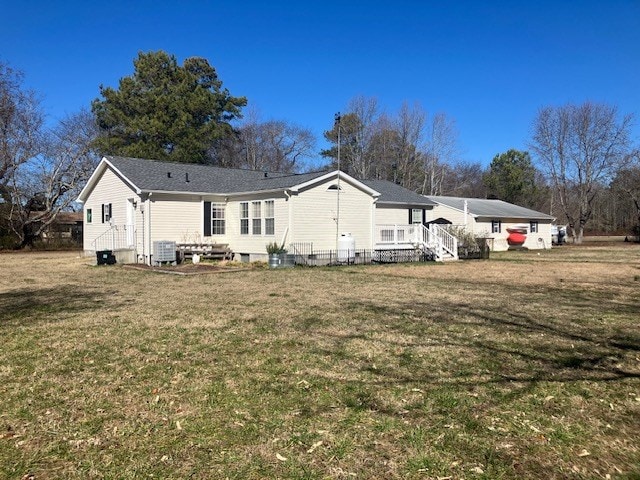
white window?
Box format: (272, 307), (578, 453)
(530, 221), (538, 233)
(264, 200), (275, 235)
(492, 220), (501, 233)
(252, 201), (262, 235)
(411, 209), (422, 224)
(102, 203), (112, 223)
(240, 202), (249, 235)
(211, 203), (225, 235)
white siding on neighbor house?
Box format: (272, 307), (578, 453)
(290, 177), (374, 251)
(474, 218), (553, 251)
(223, 193), (289, 259)
(429, 203), (553, 251)
(82, 167), (139, 253)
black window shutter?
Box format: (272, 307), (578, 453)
(203, 201), (211, 236)
(422, 209), (426, 224)
(408, 209), (412, 224)
(108, 203), (112, 221)
(101, 204), (105, 223)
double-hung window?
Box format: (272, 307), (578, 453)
(252, 201), (262, 235)
(211, 203), (225, 235)
(411, 209), (422, 224)
(102, 203), (112, 223)
(240, 202), (249, 235)
(491, 220), (501, 233)
(86, 208), (92, 224)
(264, 200), (275, 235)
(530, 221), (538, 233)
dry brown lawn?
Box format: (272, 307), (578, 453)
(1, 244), (639, 479)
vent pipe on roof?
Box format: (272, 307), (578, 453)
(264, 172), (268, 178)
(167, 172), (172, 178)
(185, 172), (190, 183)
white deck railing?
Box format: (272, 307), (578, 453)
(375, 224), (458, 261)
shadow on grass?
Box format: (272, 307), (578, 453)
(305, 279), (640, 387)
(0, 285), (117, 327)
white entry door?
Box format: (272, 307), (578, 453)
(126, 199), (136, 247)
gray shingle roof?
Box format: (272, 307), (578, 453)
(361, 179), (436, 206)
(107, 156), (325, 194)
(427, 195), (555, 220)
(102, 156), (431, 206)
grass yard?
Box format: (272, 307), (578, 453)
(1, 245), (639, 479)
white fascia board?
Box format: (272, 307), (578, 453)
(76, 157), (142, 202)
(290, 170), (380, 197)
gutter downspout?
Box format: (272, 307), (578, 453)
(285, 190), (292, 249)
(146, 193), (153, 265)
(371, 197), (378, 250)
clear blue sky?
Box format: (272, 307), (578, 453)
(2, 0), (639, 168)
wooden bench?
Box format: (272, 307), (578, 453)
(176, 243), (234, 262)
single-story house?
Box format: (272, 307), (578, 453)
(425, 196), (556, 251)
(77, 156), (459, 264)
(42, 211), (83, 245)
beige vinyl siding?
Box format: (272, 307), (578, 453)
(291, 178), (373, 251)
(82, 167), (139, 253)
(430, 204), (471, 228)
(148, 194), (202, 246)
(225, 193), (289, 258)
(375, 205), (410, 225)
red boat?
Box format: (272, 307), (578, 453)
(506, 225), (528, 246)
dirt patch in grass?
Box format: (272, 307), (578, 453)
(1, 247), (639, 479)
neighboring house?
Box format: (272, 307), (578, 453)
(28, 211), (83, 245)
(77, 156), (458, 264)
(426, 196), (556, 251)
(44, 211), (83, 245)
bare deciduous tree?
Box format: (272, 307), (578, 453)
(531, 102), (634, 243)
(7, 110), (99, 247)
(0, 62), (44, 185)
(421, 112), (459, 195)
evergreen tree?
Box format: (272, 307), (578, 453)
(483, 149), (539, 207)
(92, 51), (246, 163)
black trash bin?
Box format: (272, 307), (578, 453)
(96, 250), (116, 265)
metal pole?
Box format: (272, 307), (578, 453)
(335, 113), (341, 252)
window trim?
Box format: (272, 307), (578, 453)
(240, 202), (249, 235)
(252, 201), (262, 235)
(264, 200), (275, 236)
(491, 220), (501, 234)
(102, 203), (112, 223)
(530, 221), (539, 233)
(411, 208), (422, 224)
(86, 208), (92, 224)
(211, 202), (226, 235)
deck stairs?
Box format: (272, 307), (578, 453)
(375, 223), (458, 262)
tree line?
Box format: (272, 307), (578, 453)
(1, 50), (638, 247)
